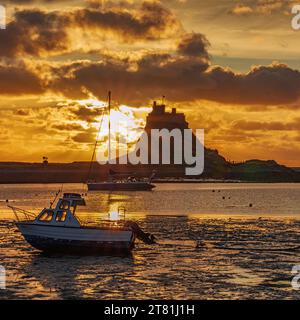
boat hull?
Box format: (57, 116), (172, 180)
(87, 182), (155, 191)
(16, 222), (135, 254)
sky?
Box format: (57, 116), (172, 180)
(0, 0), (300, 166)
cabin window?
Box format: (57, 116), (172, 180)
(55, 211), (67, 222)
(38, 210), (54, 222)
(59, 200), (70, 210)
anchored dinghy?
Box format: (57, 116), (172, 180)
(9, 193), (155, 255)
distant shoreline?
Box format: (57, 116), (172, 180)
(0, 180), (299, 185)
(0, 161), (299, 184)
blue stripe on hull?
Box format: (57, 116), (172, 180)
(24, 235), (134, 255)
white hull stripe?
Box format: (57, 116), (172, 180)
(17, 223), (133, 242)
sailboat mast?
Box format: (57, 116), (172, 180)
(108, 91), (111, 163)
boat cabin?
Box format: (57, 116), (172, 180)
(34, 193), (86, 227)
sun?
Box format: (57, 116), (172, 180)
(76, 97), (151, 157)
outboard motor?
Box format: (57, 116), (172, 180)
(125, 221), (156, 244)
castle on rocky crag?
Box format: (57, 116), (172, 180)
(131, 101), (229, 178)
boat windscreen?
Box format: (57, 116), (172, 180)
(72, 199), (86, 206)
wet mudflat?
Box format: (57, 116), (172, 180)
(1, 183), (300, 299)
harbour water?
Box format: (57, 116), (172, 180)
(1, 183), (300, 299)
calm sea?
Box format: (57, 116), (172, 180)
(0, 183), (300, 299)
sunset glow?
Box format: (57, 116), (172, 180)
(0, 0), (299, 166)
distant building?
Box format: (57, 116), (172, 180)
(145, 101), (189, 131)
(143, 101), (193, 166)
(43, 157), (49, 165)
(137, 101), (228, 178)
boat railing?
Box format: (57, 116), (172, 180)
(118, 206), (126, 220)
(79, 218), (130, 230)
(7, 205), (37, 222)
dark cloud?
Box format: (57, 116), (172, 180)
(0, 64), (44, 94)
(206, 64), (300, 105)
(70, 105), (104, 122)
(1, 50), (300, 106)
(49, 51), (300, 106)
(1, 2), (300, 106)
(177, 33), (210, 59)
(75, 1), (182, 40)
(14, 109), (30, 116)
(0, 9), (71, 57)
(0, 2), (182, 57)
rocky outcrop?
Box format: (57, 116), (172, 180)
(228, 160), (300, 182)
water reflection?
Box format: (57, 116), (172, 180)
(24, 253), (135, 299)
(2, 215), (300, 299)
(1, 184), (300, 299)
(2, 183), (300, 218)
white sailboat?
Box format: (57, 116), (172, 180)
(87, 91), (156, 191)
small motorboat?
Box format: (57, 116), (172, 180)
(8, 193), (152, 255)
